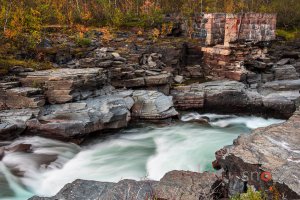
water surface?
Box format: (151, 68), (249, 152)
(0, 113), (284, 200)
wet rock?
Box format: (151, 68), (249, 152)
(131, 90), (178, 119)
(5, 143), (32, 153)
(0, 147), (4, 160)
(214, 108), (300, 198)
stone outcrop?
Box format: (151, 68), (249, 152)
(26, 91), (133, 140)
(171, 80), (300, 118)
(20, 68), (108, 104)
(131, 90), (178, 119)
(29, 171), (221, 200)
(214, 108), (300, 199)
(0, 88), (177, 140)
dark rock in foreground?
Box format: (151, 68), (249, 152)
(214, 107), (300, 199)
(29, 171), (220, 200)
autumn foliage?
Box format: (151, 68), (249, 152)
(0, 0), (299, 47)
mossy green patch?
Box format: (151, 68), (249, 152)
(276, 29), (300, 41)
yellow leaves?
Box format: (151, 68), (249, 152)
(161, 22), (173, 36)
(74, 24), (89, 33)
(99, 27), (114, 42)
(3, 29), (17, 39)
(151, 28), (160, 41)
(137, 30), (143, 36)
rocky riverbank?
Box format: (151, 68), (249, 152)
(0, 30), (300, 199)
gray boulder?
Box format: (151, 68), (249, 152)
(214, 108), (300, 199)
(26, 91), (133, 139)
(132, 90), (178, 119)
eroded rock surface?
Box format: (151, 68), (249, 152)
(0, 88), (177, 140)
(29, 171), (221, 200)
(214, 108), (300, 199)
(171, 80), (300, 118)
(132, 90), (178, 119)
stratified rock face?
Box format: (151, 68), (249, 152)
(5, 87), (45, 109)
(20, 68), (107, 104)
(0, 81), (45, 110)
(171, 85), (204, 110)
(131, 90), (178, 119)
(29, 171), (220, 200)
(215, 108), (300, 199)
(172, 80), (262, 113)
(26, 89), (133, 139)
(171, 80), (300, 118)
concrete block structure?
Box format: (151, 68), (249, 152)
(197, 13), (277, 46)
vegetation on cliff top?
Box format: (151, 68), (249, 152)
(0, 0), (299, 42)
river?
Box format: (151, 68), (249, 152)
(0, 113), (284, 200)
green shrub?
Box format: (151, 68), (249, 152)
(75, 37), (92, 47)
(276, 29), (300, 40)
(230, 188), (266, 200)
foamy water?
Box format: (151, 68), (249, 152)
(0, 113), (284, 199)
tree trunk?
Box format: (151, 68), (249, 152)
(3, 0), (13, 32)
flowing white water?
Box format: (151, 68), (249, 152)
(0, 113), (284, 200)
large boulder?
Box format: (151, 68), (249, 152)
(29, 171), (221, 200)
(171, 80), (299, 118)
(171, 81), (262, 114)
(131, 90), (178, 119)
(26, 90), (134, 140)
(214, 108), (300, 199)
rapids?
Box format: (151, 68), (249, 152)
(0, 113), (284, 200)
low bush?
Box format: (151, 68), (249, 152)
(230, 188), (266, 200)
(276, 29), (300, 40)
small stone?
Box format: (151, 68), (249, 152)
(174, 75), (184, 83)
